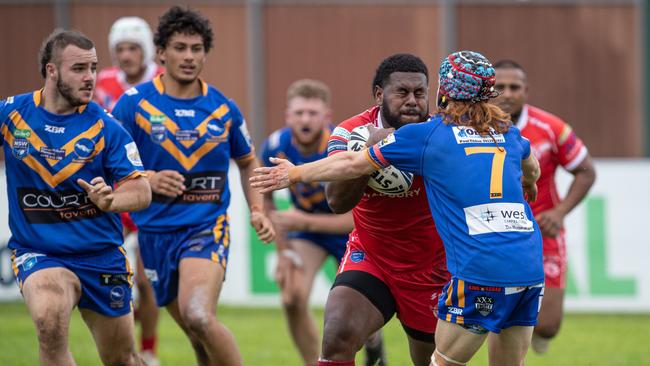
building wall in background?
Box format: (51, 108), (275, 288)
(0, 1), (642, 157)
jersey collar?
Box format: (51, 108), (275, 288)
(33, 89), (88, 114)
(152, 74), (208, 97)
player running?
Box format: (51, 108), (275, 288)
(2, 29), (151, 365)
(251, 50), (543, 366)
(492, 60), (596, 354)
(295, 54), (449, 366)
(112, 6), (274, 366)
(95, 16), (165, 365)
(261, 79), (385, 366)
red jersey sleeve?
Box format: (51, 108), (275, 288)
(550, 118), (587, 171)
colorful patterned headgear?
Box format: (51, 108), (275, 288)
(438, 51), (499, 103)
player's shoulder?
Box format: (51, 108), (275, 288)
(527, 105), (568, 131)
(0, 91), (36, 119)
(264, 127), (291, 151)
(337, 107), (378, 131)
(121, 79), (157, 103)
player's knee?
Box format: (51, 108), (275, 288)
(181, 306), (214, 338)
(321, 317), (365, 356)
(281, 291), (308, 313)
(102, 349), (140, 366)
(34, 312), (67, 351)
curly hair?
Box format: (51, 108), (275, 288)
(154, 6), (214, 52)
(438, 99), (511, 135)
(371, 53), (428, 94)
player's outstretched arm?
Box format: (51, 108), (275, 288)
(78, 176), (151, 212)
(238, 157), (276, 243)
(521, 154), (541, 203)
(326, 124), (394, 213)
(271, 209), (354, 234)
(251, 151), (377, 194)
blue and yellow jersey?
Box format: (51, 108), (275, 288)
(261, 127), (333, 214)
(367, 116), (543, 287)
(0, 90), (145, 255)
(112, 75), (254, 232)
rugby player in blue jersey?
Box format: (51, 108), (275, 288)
(251, 51), (543, 366)
(1, 30), (151, 366)
(113, 6), (274, 366)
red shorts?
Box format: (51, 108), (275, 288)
(542, 233), (567, 289)
(338, 242), (449, 334)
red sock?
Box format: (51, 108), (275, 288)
(317, 360), (355, 366)
(141, 336), (157, 353)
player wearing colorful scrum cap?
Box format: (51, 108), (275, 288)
(492, 60), (595, 355)
(95, 16), (164, 112)
(250, 50), (543, 366)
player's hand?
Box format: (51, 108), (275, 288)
(251, 209), (275, 243)
(270, 209), (309, 232)
(275, 249), (303, 303)
(522, 181), (538, 204)
(149, 170), (186, 197)
(250, 157), (295, 193)
(77, 177), (115, 211)
(365, 124), (395, 147)
(535, 207), (565, 237)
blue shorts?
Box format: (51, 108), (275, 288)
(287, 231), (348, 263)
(438, 277), (544, 333)
(11, 247), (133, 317)
(138, 214), (230, 306)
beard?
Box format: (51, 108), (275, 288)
(380, 100), (428, 129)
(57, 77), (87, 107)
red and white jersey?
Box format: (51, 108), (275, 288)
(94, 62), (164, 112)
(328, 106), (446, 273)
(517, 105), (588, 214)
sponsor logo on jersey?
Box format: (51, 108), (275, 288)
(453, 126), (505, 144)
(12, 139), (30, 159)
(100, 273), (131, 286)
(45, 125), (65, 134)
(144, 269), (158, 282)
(448, 306), (463, 315)
(350, 250), (365, 263)
(13, 129), (31, 139)
(18, 188), (102, 224)
(73, 138), (96, 160)
(332, 126), (351, 141)
(109, 286), (126, 308)
(13, 253), (46, 272)
(464, 202), (533, 235)
(124, 142), (143, 167)
(174, 109), (196, 118)
(239, 120), (253, 147)
(468, 285), (502, 293)
(151, 171), (227, 205)
(205, 119), (228, 142)
(124, 87), (138, 96)
(149, 115), (167, 143)
(175, 129), (200, 141)
(39, 147), (66, 161)
(378, 133), (396, 147)
(474, 295), (494, 316)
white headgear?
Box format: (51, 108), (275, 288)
(108, 16), (155, 62)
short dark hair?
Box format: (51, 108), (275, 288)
(372, 53), (428, 94)
(154, 6), (214, 52)
(493, 59), (526, 74)
(39, 29), (94, 78)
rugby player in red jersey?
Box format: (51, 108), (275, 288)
(318, 54), (449, 366)
(94, 17), (164, 365)
(492, 60), (596, 354)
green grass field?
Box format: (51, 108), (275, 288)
(0, 302), (648, 365)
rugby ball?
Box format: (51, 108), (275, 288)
(348, 125), (413, 196)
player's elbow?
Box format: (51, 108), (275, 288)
(325, 185), (353, 214)
(132, 177), (152, 211)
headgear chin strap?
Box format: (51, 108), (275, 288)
(438, 51), (499, 103)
